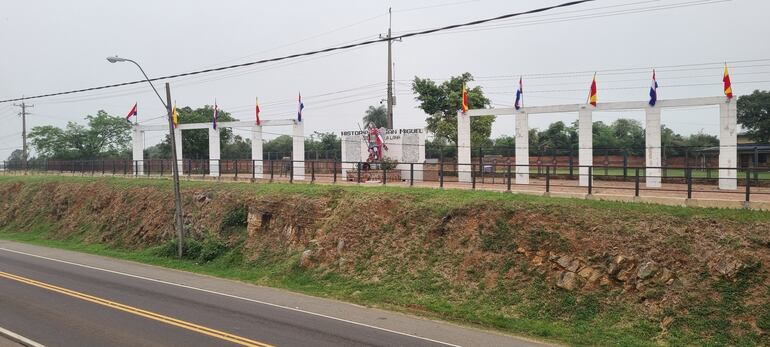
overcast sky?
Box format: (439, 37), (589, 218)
(1, 0), (769, 158)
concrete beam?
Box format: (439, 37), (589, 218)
(136, 119), (296, 132)
(464, 96), (727, 117)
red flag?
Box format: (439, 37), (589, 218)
(255, 97), (261, 125)
(126, 102), (137, 124)
(461, 84), (469, 113)
(588, 74), (597, 106)
(723, 64), (733, 99)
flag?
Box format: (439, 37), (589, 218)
(255, 97), (261, 126)
(126, 102), (137, 124)
(212, 100), (219, 130)
(648, 70), (658, 106)
(461, 83), (469, 113)
(297, 92), (304, 122)
(723, 64), (733, 99)
(514, 77), (523, 110)
(172, 102), (179, 128)
(588, 73), (597, 106)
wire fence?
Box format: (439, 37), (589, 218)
(3, 158), (770, 203)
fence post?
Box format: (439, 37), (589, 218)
(382, 163), (386, 185)
(745, 169), (751, 202)
(623, 150), (628, 180)
(439, 159), (444, 189)
(409, 163), (414, 186)
(289, 160), (293, 184)
(754, 146), (759, 183)
(635, 168), (640, 197)
(270, 159), (274, 182)
(234, 159), (239, 180)
(687, 168), (693, 199)
(546, 166), (551, 193)
(333, 159), (337, 183)
(134, 161), (138, 177)
(187, 160), (192, 179)
(311, 161), (315, 183)
(506, 164), (512, 192)
(160, 160), (164, 176)
(472, 163), (476, 189)
(356, 162), (361, 183)
(588, 166), (593, 195)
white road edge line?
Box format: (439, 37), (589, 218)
(0, 247), (462, 347)
(0, 326), (46, 347)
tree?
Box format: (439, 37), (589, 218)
(412, 72), (493, 146)
(263, 135), (293, 158)
(148, 106), (239, 159)
(362, 105), (388, 128)
(6, 149), (23, 161)
(29, 110), (131, 159)
(737, 90), (770, 143)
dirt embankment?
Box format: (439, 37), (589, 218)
(1, 179), (769, 344)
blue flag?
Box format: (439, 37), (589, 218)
(648, 70), (658, 106)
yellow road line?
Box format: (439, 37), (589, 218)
(0, 271), (274, 347)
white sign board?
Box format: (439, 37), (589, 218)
(340, 128), (426, 181)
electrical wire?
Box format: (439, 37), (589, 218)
(0, 0), (597, 104)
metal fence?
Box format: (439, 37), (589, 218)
(2, 159), (770, 203)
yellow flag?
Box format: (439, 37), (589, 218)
(172, 102), (179, 127)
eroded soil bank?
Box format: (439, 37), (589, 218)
(1, 176), (768, 346)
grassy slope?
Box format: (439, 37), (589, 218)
(0, 175), (769, 347)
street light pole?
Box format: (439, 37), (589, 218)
(107, 56), (185, 258)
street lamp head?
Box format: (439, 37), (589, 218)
(106, 55), (128, 63)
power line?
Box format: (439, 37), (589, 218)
(0, 0), (596, 104)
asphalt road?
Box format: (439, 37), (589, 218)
(0, 241), (549, 347)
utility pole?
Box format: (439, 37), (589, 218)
(165, 83), (185, 258)
(13, 99), (33, 170)
(385, 7), (394, 129)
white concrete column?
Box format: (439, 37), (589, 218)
(209, 127), (220, 177)
(132, 127), (144, 175)
(578, 107), (593, 187)
(251, 125), (263, 179)
(174, 127), (183, 175)
(645, 107), (662, 188)
(292, 121), (305, 180)
(719, 99), (738, 190)
(457, 111), (472, 182)
(414, 131), (426, 182)
(515, 111), (529, 184)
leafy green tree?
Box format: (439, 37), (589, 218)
(737, 90), (770, 143)
(6, 149), (24, 161)
(412, 72), (493, 146)
(362, 105), (388, 128)
(263, 135), (293, 158)
(29, 110), (131, 159)
(148, 106), (239, 159)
